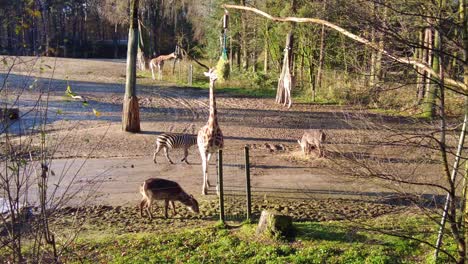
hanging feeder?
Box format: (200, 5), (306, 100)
(216, 10), (230, 82)
(223, 10), (229, 29)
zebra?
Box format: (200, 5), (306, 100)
(153, 133), (197, 164)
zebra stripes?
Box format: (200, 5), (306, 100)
(153, 133), (197, 164)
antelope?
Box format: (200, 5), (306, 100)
(298, 129), (326, 157)
(139, 178), (199, 219)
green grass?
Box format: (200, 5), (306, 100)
(1, 213), (460, 263)
(55, 214), (447, 264)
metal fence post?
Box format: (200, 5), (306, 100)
(218, 149), (224, 223)
(245, 145), (252, 222)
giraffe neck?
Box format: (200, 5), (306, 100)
(207, 80), (218, 129)
(157, 52), (176, 62)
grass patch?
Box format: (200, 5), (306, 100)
(52, 213), (445, 263)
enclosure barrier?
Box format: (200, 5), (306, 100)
(218, 146), (252, 224)
(245, 145), (252, 221)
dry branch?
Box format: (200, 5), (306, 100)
(223, 4), (467, 93)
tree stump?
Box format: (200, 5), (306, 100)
(122, 96), (140, 132)
(256, 210), (294, 239)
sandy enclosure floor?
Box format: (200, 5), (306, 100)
(0, 57), (449, 218)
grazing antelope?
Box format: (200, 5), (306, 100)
(139, 178), (199, 219)
(298, 129), (326, 157)
(153, 133), (197, 164)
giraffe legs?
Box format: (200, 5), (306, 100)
(150, 62), (157, 80)
(201, 153), (208, 195)
(158, 64), (163, 80)
(206, 152), (212, 187)
(151, 66), (156, 80)
(199, 146), (210, 195)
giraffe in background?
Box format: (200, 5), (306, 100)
(197, 68), (224, 195)
(149, 52), (177, 80)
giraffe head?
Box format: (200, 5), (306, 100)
(169, 52), (178, 59)
(204, 68), (218, 84)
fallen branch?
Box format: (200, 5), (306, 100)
(223, 4), (467, 93)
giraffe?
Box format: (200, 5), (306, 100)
(149, 52), (177, 80)
(197, 68), (224, 195)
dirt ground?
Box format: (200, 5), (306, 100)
(1, 57), (442, 224)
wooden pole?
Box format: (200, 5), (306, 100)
(245, 145), (252, 222)
(218, 150), (225, 223)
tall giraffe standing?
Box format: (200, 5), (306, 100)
(197, 68), (224, 195)
(149, 52), (177, 80)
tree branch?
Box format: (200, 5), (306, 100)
(223, 4), (467, 93)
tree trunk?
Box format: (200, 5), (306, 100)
(113, 23), (118, 59)
(72, 7), (78, 57)
(416, 30), (425, 103)
(241, 0), (248, 71)
(315, 24), (326, 91)
(461, 0), (468, 258)
(300, 48), (304, 87)
(423, 27), (438, 119)
(309, 57), (316, 102)
(122, 0), (141, 133)
(229, 36), (233, 72)
(252, 25), (257, 73)
(264, 25), (268, 74)
(137, 20), (147, 70)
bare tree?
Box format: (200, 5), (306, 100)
(1, 57), (107, 262)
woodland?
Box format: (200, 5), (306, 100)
(0, 0), (466, 118)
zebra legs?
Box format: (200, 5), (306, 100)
(153, 144), (162, 163)
(153, 145), (174, 164)
(181, 148), (190, 164)
(164, 147), (174, 164)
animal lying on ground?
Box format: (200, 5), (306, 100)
(298, 129), (326, 157)
(153, 133), (197, 164)
(139, 178), (199, 219)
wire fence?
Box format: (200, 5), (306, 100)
(215, 145), (402, 225)
(217, 147), (249, 225)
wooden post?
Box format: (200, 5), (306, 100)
(245, 145), (252, 221)
(218, 150), (225, 223)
